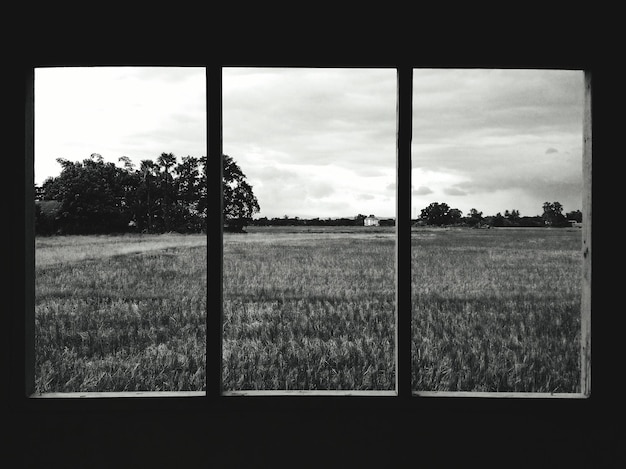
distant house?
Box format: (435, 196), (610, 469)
(568, 220), (583, 228)
(364, 215), (379, 226)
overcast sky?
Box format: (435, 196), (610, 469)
(35, 67), (583, 219)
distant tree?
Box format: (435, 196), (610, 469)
(542, 201), (567, 226)
(223, 154), (260, 232)
(492, 212), (505, 227)
(448, 208), (463, 225)
(420, 202), (449, 225)
(118, 155), (135, 171)
(565, 209), (582, 223)
(505, 209), (521, 224)
(466, 208), (483, 227)
(419, 202), (462, 226)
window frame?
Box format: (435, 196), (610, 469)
(19, 64), (591, 411)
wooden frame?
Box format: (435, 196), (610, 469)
(22, 65), (592, 404)
(581, 71), (592, 397)
(411, 69), (592, 400)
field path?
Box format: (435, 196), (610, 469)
(36, 233), (207, 267)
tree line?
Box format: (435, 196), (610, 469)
(35, 153), (581, 235)
(35, 153), (259, 235)
(415, 201), (582, 228)
(249, 202), (581, 228)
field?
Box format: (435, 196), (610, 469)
(410, 228), (581, 392)
(35, 234), (207, 392)
(34, 227), (581, 393)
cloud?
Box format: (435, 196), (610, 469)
(413, 186), (433, 195)
(443, 187), (467, 196)
(307, 181), (335, 199)
(223, 68), (396, 172)
(545, 147), (559, 154)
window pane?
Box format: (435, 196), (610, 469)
(34, 67), (207, 392)
(222, 68), (397, 391)
(411, 69), (584, 393)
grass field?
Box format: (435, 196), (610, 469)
(34, 227), (581, 393)
(411, 227), (581, 392)
(35, 233), (207, 392)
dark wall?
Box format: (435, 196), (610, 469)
(8, 399), (620, 467)
(6, 12), (619, 468)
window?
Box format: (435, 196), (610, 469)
(31, 67), (207, 396)
(24, 66), (591, 400)
(411, 69), (588, 396)
(221, 67), (397, 393)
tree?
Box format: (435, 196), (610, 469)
(492, 212), (505, 227)
(466, 208), (483, 227)
(42, 157), (132, 233)
(419, 202), (462, 226)
(157, 152), (177, 231)
(448, 208), (463, 225)
(223, 154), (260, 232)
(565, 209), (582, 223)
(37, 152), (258, 235)
(504, 209), (521, 224)
(542, 201), (567, 226)
(174, 156), (204, 231)
(138, 160), (158, 232)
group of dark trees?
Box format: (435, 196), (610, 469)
(242, 202), (580, 229)
(35, 153), (259, 235)
(414, 201), (581, 228)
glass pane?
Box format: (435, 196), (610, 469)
(222, 68), (396, 391)
(34, 67), (207, 392)
(411, 69), (584, 393)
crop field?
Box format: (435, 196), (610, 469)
(410, 228), (581, 392)
(34, 227), (581, 393)
(35, 234), (207, 392)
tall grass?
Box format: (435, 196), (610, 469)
(412, 228), (581, 392)
(35, 227), (581, 393)
(223, 229), (396, 390)
(35, 234), (206, 392)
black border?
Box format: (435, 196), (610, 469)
(6, 19), (617, 466)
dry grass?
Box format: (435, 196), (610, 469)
(35, 234), (206, 392)
(34, 227), (581, 393)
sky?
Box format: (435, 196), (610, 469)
(35, 66), (583, 219)
(34, 67), (206, 183)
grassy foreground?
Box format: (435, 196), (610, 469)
(35, 234), (207, 392)
(411, 228), (581, 392)
(34, 227), (581, 393)
(223, 228), (395, 390)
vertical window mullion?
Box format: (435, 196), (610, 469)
(206, 66), (223, 398)
(396, 67), (413, 398)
